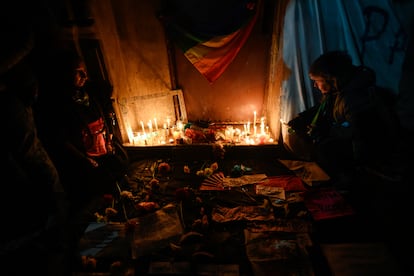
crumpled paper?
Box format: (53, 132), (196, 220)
(277, 159), (330, 186)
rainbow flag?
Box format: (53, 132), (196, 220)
(162, 0), (260, 83)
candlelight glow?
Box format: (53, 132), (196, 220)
(126, 114), (274, 147)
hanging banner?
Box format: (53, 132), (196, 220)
(161, 0), (260, 83)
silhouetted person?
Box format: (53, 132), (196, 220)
(0, 11), (68, 276)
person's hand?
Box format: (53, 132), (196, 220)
(306, 125), (314, 136)
(87, 157), (99, 167)
(106, 142), (115, 154)
(307, 125), (321, 143)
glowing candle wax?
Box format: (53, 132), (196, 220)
(148, 120), (153, 133)
(140, 121), (145, 133)
(154, 118), (158, 131)
(260, 117), (265, 134)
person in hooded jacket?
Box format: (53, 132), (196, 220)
(288, 51), (398, 184)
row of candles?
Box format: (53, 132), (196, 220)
(244, 111), (269, 137)
(128, 111), (273, 146)
(138, 117), (172, 134)
(128, 117), (183, 145)
(228, 111), (273, 144)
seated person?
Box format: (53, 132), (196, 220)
(288, 51), (398, 184)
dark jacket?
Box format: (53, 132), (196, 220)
(288, 66), (396, 175)
(330, 66), (394, 164)
(1, 60), (65, 247)
(35, 81), (128, 208)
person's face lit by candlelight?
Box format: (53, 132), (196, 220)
(74, 62), (88, 89)
(309, 75), (334, 94)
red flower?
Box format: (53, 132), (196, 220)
(149, 178), (160, 189)
(135, 201), (159, 212)
(158, 162), (171, 175)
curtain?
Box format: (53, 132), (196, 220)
(279, 0), (407, 125)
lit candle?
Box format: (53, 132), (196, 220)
(260, 117), (265, 134)
(173, 129), (181, 139)
(163, 123), (167, 137)
(177, 120), (183, 131)
(133, 132), (140, 145)
(140, 121), (145, 133)
(253, 111), (256, 125)
(148, 120), (153, 133)
(154, 118), (158, 131)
